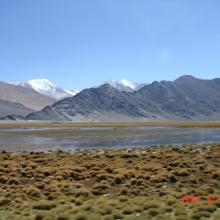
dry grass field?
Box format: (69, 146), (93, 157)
(0, 144), (220, 219)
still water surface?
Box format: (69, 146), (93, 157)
(0, 126), (220, 151)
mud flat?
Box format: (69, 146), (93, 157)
(1, 144), (220, 220)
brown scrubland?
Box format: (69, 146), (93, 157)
(0, 143), (220, 219)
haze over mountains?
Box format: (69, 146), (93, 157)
(26, 75), (220, 121)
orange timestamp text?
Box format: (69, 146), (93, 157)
(181, 195), (216, 205)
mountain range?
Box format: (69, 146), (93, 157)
(26, 75), (220, 121)
(1, 75), (220, 121)
(14, 78), (141, 99)
(0, 78), (142, 118)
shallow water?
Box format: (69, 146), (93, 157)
(0, 126), (220, 151)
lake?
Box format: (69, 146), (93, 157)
(0, 125), (220, 151)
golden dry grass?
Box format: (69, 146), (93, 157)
(1, 121), (220, 129)
(1, 144), (220, 219)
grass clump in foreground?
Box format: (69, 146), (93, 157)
(0, 143), (220, 219)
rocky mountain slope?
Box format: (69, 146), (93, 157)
(26, 75), (220, 121)
(137, 75), (220, 119)
(27, 84), (166, 121)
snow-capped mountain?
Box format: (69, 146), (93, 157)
(65, 89), (78, 96)
(14, 78), (144, 100)
(100, 79), (146, 92)
(16, 79), (78, 100)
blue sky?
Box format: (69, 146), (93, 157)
(0, 0), (220, 90)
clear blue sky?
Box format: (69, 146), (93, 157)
(0, 0), (220, 90)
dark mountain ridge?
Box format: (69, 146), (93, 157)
(138, 75), (220, 119)
(26, 84), (167, 121)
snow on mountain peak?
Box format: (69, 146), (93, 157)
(25, 79), (56, 93)
(118, 79), (137, 90)
(101, 79), (146, 92)
(65, 89), (79, 96)
(16, 79), (78, 100)
(14, 78), (146, 100)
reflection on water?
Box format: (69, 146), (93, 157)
(0, 126), (220, 152)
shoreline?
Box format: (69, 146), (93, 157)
(1, 121), (220, 129)
(1, 142), (219, 153)
(1, 143), (220, 219)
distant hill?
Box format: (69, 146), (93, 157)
(0, 114), (25, 121)
(26, 75), (220, 121)
(0, 99), (32, 117)
(0, 82), (56, 111)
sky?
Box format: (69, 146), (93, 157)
(0, 0), (220, 90)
